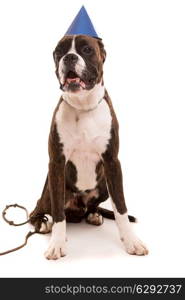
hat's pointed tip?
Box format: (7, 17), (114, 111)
(79, 5), (89, 17)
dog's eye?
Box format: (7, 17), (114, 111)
(81, 45), (93, 55)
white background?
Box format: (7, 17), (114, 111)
(0, 0), (185, 277)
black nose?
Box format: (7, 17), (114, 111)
(63, 53), (78, 65)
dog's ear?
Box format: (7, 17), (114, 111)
(53, 50), (57, 64)
(97, 39), (106, 63)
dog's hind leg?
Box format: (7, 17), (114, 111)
(86, 212), (104, 226)
(85, 178), (108, 226)
(39, 214), (53, 233)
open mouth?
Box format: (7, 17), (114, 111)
(64, 71), (86, 89)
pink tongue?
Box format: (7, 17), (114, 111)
(67, 78), (80, 83)
(66, 77), (86, 88)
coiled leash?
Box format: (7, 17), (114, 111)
(0, 204), (48, 256)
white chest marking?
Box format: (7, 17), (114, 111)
(55, 99), (112, 190)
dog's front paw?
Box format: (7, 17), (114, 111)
(122, 235), (149, 256)
(44, 240), (67, 260)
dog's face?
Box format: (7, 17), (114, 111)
(53, 35), (106, 93)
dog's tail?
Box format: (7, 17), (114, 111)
(97, 207), (137, 222)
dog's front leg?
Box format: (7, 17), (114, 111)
(44, 158), (67, 260)
(103, 156), (148, 256)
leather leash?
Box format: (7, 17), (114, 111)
(0, 204), (48, 256)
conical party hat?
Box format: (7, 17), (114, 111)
(65, 6), (99, 38)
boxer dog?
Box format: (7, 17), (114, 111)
(30, 35), (148, 259)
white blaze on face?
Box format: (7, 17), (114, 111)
(58, 37), (86, 85)
(68, 38), (86, 77)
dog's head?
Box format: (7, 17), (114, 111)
(53, 35), (106, 93)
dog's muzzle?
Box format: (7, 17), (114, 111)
(60, 53), (98, 92)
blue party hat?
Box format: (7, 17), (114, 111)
(65, 6), (99, 38)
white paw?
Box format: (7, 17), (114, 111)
(86, 212), (103, 226)
(122, 235), (149, 256)
(44, 240), (67, 260)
